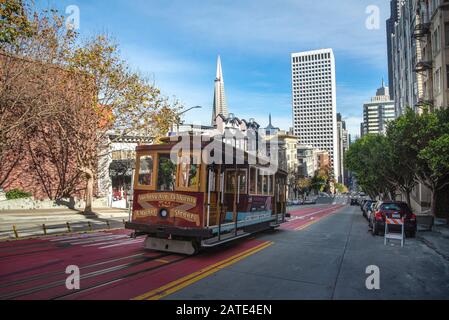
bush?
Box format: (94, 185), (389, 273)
(6, 189), (32, 200)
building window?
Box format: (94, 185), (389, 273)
(433, 26), (441, 54)
(435, 68), (441, 94)
(445, 23), (449, 47)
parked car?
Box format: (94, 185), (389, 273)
(360, 199), (367, 210)
(366, 201), (376, 222)
(303, 198), (316, 205)
(362, 200), (374, 219)
(369, 201), (417, 238)
(350, 198), (358, 206)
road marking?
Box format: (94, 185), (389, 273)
(294, 205), (344, 231)
(99, 239), (144, 249)
(133, 241), (273, 300)
(155, 259), (170, 264)
(295, 220), (318, 231)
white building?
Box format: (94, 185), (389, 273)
(297, 145), (318, 178)
(361, 81), (396, 136)
(337, 113), (349, 185)
(291, 48), (339, 180)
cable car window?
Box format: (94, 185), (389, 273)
(225, 170), (236, 193)
(262, 174), (269, 195)
(268, 175), (274, 195)
(157, 154), (176, 191)
(239, 170), (247, 193)
(250, 167), (257, 194)
(257, 170), (263, 195)
(179, 155), (199, 189)
(138, 155), (153, 186)
(225, 170), (247, 194)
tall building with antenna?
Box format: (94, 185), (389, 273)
(211, 55), (229, 124)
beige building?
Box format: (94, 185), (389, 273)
(415, 0), (449, 110)
(388, 0), (449, 213)
(266, 130), (299, 200)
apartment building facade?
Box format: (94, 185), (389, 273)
(388, 0), (449, 213)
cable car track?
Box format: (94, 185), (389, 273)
(0, 252), (146, 289)
(51, 255), (190, 300)
(0, 252), (185, 300)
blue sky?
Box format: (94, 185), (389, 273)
(37, 0), (390, 138)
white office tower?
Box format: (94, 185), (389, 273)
(291, 49), (339, 180)
(361, 81), (396, 136)
(211, 55), (229, 125)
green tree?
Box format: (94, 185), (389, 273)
(414, 108), (449, 217)
(311, 171), (327, 193)
(345, 134), (395, 200)
(296, 177), (311, 198)
(383, 116), (418, 208)
(0, 0), (33, 44)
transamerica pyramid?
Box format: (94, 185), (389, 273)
(211, 55), (229, 125)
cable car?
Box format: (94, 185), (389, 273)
(125, 134), (287, 255)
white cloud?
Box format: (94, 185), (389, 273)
(134, 0), (389, 67)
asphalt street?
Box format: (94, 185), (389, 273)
(167, 196), (449, 300)
(1, 196), (448, 300)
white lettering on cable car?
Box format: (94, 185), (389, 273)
(135, 193), (200, 226)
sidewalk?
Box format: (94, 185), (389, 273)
(417, 219), (449, 261)
(0, 207), (129, 221)
(0, 207), (130, 240)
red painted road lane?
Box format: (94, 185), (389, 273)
(0, 230), (269, 300)
(0, 231), (144, 283)
(281, 205), (346, 231)
(64, 238), (269, 300)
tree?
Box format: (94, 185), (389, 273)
(1, 2), (181, 212)
(311, 170), (328, 194)
(384, 112), (418, 207)
(65, 35), (180, 212)
(345, 134), (396, 200)
(296, 177), (311, 198)
(1, 8), (78, 191)
(335, 183), (348, 194)
(413, 108), (449, 217)
(0, 0), (33, 45)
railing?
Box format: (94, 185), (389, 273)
(414, 61), (433, 73)
(413, 22), (431, 39)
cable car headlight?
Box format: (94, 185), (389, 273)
(159, 208), (169, 219)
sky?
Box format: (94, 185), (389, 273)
(37, 0), (391, 138)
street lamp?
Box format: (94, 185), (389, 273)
(171, 106), (203, 134)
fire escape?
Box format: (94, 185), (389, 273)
(412, 20), (434, 108)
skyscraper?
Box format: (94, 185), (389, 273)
(361, 80), (396, 136)
(211, 55), (229, 124)
(291, 49), (339, 180)
(386, 0), (400, 99)
(337, 113), (349, 185)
